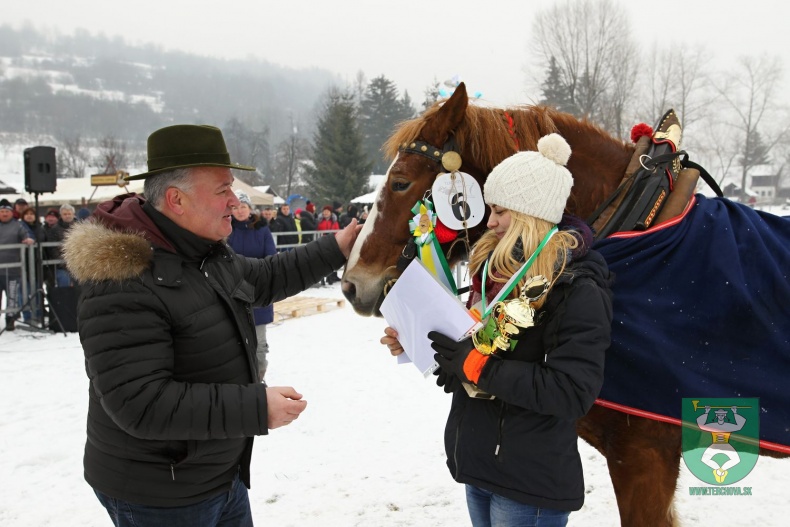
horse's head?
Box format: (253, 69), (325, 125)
(341, 86), (476, 316)
(342, 83), (634, 317)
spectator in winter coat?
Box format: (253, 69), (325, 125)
(269, 203), (299, 248)
(0, 198), (34, 330)
(380, 134), (612, 527)
(228, 190), (277, 380)
(59, 203), (76, 226)
(304, 200), (316, 219)
(332, 201), (344, 222)
(339, 205), (360, 229)
(318, 206), (341, 285)
(41, 210), (61, 292)
(261, 206), (275, 224)
(297, 208), (316, 243)
(19, 207), (43, 323)
(62, 124), (362, 524)
(42, 204), (76, 287)
(317, 205), (339, 232)
(20, 207), (43, 241)
(12, 198), (28, 220)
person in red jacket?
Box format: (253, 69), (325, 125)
(318, 205), (341, 284)
(317, 205), (339, 232)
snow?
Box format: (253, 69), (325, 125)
(1, 282), (787, 526)
(0, 136), (788, 524)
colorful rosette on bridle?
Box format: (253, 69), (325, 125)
(409, 199), (458, 294)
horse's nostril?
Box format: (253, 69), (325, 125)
(342, 280), (356, 301)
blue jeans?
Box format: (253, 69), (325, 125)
(55, 268), (72, 287)
(94, 474), (253, 527)
(466, 485), (570, 527)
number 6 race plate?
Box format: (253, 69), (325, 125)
(431, 172), (485, 230)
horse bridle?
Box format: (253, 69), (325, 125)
(384, 137), (471, 296)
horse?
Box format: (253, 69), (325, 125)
(341, 83), (790, 526)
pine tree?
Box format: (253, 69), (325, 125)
(422, 78), (441, 110)
(307, 87), (372, 204)
(359, 75), (414, 174)
(539, 56), (578, 115)
(739, 131), (771, 169)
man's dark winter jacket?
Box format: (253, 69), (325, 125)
(62, 194), (345, 507)
(448, 249), (613, 512)
(269, 210), (298, 247)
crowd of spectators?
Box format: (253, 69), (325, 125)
(1, 198), (89, 331)
(1, 193), (369, 331)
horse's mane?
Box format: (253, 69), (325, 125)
(384, 102), (623, 173)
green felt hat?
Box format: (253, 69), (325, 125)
(126, 124), (255, 180)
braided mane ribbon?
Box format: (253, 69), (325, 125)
(504, 111), (520, 151)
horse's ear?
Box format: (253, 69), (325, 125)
(421, 82), (468, 146)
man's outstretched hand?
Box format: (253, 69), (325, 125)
(266, 386), (307, 429)
(335, 218), (363, 259)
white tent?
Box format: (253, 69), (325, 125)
(253, 185), (285, 205)
(351, 190), (377, 204)
(7, 175), (273, 208)
(350, 174), (385, 205)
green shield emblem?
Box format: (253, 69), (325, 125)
(682, 398), (759, 485)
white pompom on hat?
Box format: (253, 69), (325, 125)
(483, 133), (573, 224)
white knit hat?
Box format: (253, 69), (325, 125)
(234, 190), (252, 208)
(483, 133), (573, 224)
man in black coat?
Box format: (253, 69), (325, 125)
(62, 124), (361, 525)
(269, 203), (299, 248)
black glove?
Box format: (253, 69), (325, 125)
(433, 365), (461, 393)
(429, 330), (490, 385)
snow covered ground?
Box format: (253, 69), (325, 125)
(1, 137), (788, 524)
(0, 282), (787, 526)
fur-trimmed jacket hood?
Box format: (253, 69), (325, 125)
(62, 193), (166, 283)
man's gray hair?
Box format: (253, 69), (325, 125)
(144, 168), (195, 210)
(60, 203), (75, 213)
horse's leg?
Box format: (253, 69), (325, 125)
(578, 405), (682, 527)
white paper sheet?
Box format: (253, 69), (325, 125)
(380, 259), (482, 377)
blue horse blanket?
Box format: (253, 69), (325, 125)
(594, 195), (790, 449)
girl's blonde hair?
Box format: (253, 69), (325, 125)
(468, 209), (578, 308)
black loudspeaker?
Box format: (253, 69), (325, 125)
(24, 146), (57, 193)
(48, 286), (80, 332)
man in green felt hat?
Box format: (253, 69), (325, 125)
(62, 124), (362, 525)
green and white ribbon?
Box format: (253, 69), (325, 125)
(409, 199), (457, 294)
(479, 226), (558, 319)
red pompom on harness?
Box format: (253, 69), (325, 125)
(434, 218), (458, 243)
(630, 123), (654, 143)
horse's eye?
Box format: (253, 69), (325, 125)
(391, 181), (410, 192)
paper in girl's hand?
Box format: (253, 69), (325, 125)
(380, 259), (482, 377)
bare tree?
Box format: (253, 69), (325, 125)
(713, 54), (789, 198)
(641, 44), (713, 132)
(694, 120), (742, 188)
(531, 0), (635, 124)
(224, 117), (269, 173)
(57, 134), (90, 178)
(597, 37), (638, 138)
(94, 135), (129, 174)
(272, 117), (311, 197)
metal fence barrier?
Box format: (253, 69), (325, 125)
(1, 234), (472, 332)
